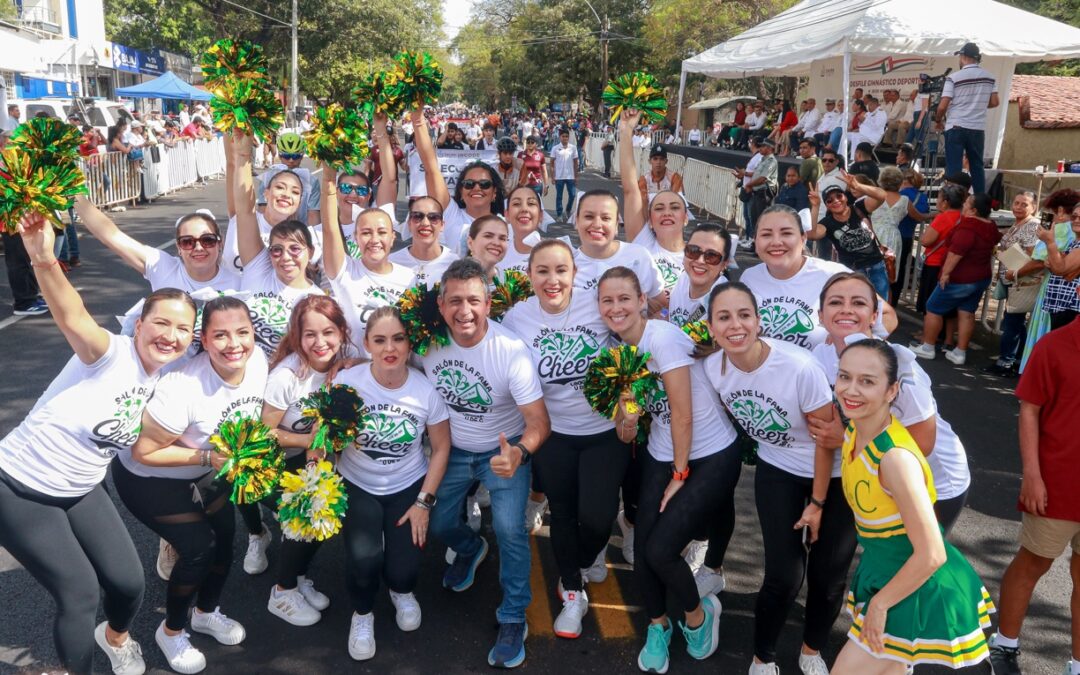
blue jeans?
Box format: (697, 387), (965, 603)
(944, 127), (986, 193)
(555, 179), (576, 218)
(927, 278), (990, 315)
(854, 261), (891, 300)
(59, 213), (80, 260)
(530, 184), (543, 202)
(997, 309), (1028, 367)
(431, 445), (531, 624)
(828, 126), (843, 151)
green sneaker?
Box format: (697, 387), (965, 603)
(636, 620), (672, 673)
(680, 593), (721, 660)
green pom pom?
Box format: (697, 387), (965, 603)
(680, 319), (712, 347)
(385, 51), (443, 109)
(584, 345), (659, 445)
(302, 104), (371, 172)
(299, 384), (368, 454)
(0, 147), (86, 234)
(278, 460), (349, 542)
(9, 118), (83, 169)
(489, 269), (533, 321)
(602, 71), (667, 125)
(210, 79), (284, 143)
(351, 71), (406, 124)
(395, 284), (449, 355)
(201, 39), (269, 89)
(210, 417), (285, 504)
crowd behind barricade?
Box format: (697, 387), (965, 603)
(2, 46), (1080, 675)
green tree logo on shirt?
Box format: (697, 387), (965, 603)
(247, 295), (290, 353)
(357, 412), (419, 462)
(657, 260), (680, 289)
(759, 304), (814, 337)
(91, 388), (151, 458)
(436, 368), (494, 413)
(537, 331), (600, 386)
(730, 397), (793, 446)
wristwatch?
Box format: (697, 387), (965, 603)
(416, 491), (437, 510)
(670, 463), (690, 481)
(514, 442), (531, 466)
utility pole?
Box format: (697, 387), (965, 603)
(600, 14), (609, 90)
(290, 0), (299, 125)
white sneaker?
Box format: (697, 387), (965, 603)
(94, 622), (146, 675)
(243, 531), (271, 575)
(693, 567), (726, 598)
(348, 612), (376, 661)
(156, 539), (179, 581)
(190, 607), (246, 645)
(268, 586), (321, 626)
(525, 497), (547, 534)
(467, 496), (482, 532)
(911, 343), (936, 360)
(683, 540), (708, 574)
(582, 548), (608, 584)
(389, 590), (422, 631)
(297, 575), (330, 611)
(553, 588), (589, 639)
(617, 511), (635, 566)
(798, 652), (829, 675)
(748, 661), (780, 675)
(945, 348), (967, 365)
(154, 622), (205, 674)
(475, 483), (492, 508)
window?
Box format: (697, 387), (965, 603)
(26, 104), (58, 119)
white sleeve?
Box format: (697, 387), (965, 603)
(893, 379), (936, 427)
(641, 254), (665, 299)
(239, 249), (276, 290)
(141, 245), (166, 284)
(146, 373), (193, 435)
(223, 215), (243, 273)
(506, 342), (544, 406)
(426, 383), (451, 425)
(263, 366), (299, 412)
(796, 359), (834, 413)
(652, 329), (695, 374)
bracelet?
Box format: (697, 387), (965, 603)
(414, 499), (431, 511)
(200, 450), (211, 468)
(809, 496), (826, 509)
(32, 259), (59, 269)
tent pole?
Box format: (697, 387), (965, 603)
(674, 68), (687, 139)
(841, 37), (851, 161)
(989, 63), (1014, 170)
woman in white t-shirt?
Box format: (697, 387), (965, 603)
(334, 307), (452, 661)
(620, 110), (688, 297)
(0, 214), (196, 675)
(339, 113), (402, 257)
(387, 195), (459, 286)
(500, 186), (544, 275)
(701, 281), (852, 675)
(808, 272), (971, 533)
(467, 215), (510, 282)
(740, 204), (897, 350)
(113, 296), (269, 674)
(501, 240), (620, 639)
(233, 132), (325, 357)
(666, 223), (732, 327)
(597, 267), (739, 673)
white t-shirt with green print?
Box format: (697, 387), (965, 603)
(329, 257), (416, 356)
(739, 257), (851, 350)
(239, 248), (325, 356)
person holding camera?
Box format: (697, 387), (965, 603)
(935, 42), (1000, 194)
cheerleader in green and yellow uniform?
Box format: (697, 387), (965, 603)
(830, 338), (994, 674)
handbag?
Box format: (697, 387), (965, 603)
(128, 147), (144, 162)
(1005, 278), (1041, 314)
(738, 186), (752, 203)
(863, 217), (898, 283)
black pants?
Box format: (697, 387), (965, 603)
(915, 263), (940, 314)
(620, 444), (643, 526)
(890, 236), (914, 304)
(112, 459), (235, 631)
(344, 477), (424, 614)
(749, 188), (774, 238)
(0, 468), (143, 674)
(635, 446), (741, 620)
(1050, 309), (1079, 331)
(753, 460), (856, 662)
(533, 429), (630, 591)
(935, 488), (968, 536)
(602, 147), (614, 177)
(2, 231), (41, 310)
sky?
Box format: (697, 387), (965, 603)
(442, 0), (477, 42)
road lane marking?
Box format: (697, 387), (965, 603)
(526, 537), (554, 636)
(587, 554), (638, 639)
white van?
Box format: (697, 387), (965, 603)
(9, 98), (131, 136)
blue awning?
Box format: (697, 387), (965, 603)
(115, 71), (211, 101)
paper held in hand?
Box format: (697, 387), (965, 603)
(996, 243), (1032, 273)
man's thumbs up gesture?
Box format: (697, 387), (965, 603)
(490, 433), (523, 479)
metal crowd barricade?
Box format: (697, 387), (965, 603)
(80, 136), (229, 208)
(79, 151), (141, 208)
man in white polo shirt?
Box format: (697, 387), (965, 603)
(936, 42), (1000, 193)
(549, 127), (578, 221)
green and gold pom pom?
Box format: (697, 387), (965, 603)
(680, 319), (712, 347)
(583, 344), (659, 419)
(602, 71), (667, 125)
(0, 147), (86, 234)
(300, 384), (367, 455)
(489, 269), (533, 321)
(302, 104), (370, 172)
(385, 51), (444, 109)
(9, 118), (84, 169)
(277, 460), (349, 542)
(396, 284), (449, 356)
(351, 71), (405, 124)
(200, 39), (269, 89)
(210, 79), (284, 143)
(211, 417), (286, 504)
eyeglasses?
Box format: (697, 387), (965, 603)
(409, 211), (444, 224)
(176, 234), (221, 250)
(825, 193), (845, 204)
(821, 157), (837, 163)
(338, 183), (370, 197)
(268, 243), (307, 258)
(461, 179), (493, 190)
(684, 244), (725, 265)
(279, 153), (303, 161)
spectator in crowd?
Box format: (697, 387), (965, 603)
(788, 98), (821, 151)
(914, 184), (966, 356)
(495, 137), (523, 188)
(893, 168), (930, 301)
(936, 42), (999, 193)
(517, 135), (549, 199)
(895, 143), (916, 172)
(769, 100), (799, 156)
(687, 126), (702, 146)
(912, 193), (1002, 365)
(808, 184), (890, 298)
(600, 137), (614, 178)
(368, 131), (406, 190)
(881, 89), (909, 146)
(1033, 204), (1080, 330)
(907, 88), (932, 149)
(989, 282), (1080, 675)
(734, 138), (763, 247)
(638, 145), (684, 204)
(811, 99), (839, 150)
(549, 128), (579, 221)
(847, 95), (886, 157)
(1, 198), (46, 315)
(437, 122), (466, 150)
(474, 122), (498, 151)
(575, 121), (589, 170)
(1, 77), (21, 131)
(744, 138), (778, 240)
(797, 138), (823, 186)
(177, 102), (190, 129)
(847, 142), (880, 183)
(775, 166), (810, 212)
(721, 101), (748, 147)
(736, 101), (767, 150)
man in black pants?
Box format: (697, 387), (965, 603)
(2, 230), (48, 315)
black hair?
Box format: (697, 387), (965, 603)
(799, 137), (818, 150)
(440, 257), (490, 296)
(140, 287), (197, 322)
(269, 220), (318, 282)
(201, 295), (252, 336)
(688, 222), (733, 262)
(855, 141), (874, 157)
(453, 162), (506, 216)
(970, 193), (993, 218)
(841, 338), (899, 386)
(897, 143), (914, 159)
(575, 188), (619, 219)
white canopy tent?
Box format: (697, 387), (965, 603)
(676, 0), (1080, 162)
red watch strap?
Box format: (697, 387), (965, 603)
(671, 463), (690, 481)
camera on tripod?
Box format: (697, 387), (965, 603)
(918, 68), (953, 95)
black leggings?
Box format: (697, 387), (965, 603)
(112, 459), (235, 631)
(635, 446), (742, 620)
(533, 429), (630, 591)
(935, 489), (968, 536)
(620, 444), (643, 526)
(344, 477), (424, 615)
(753, 460), (856, 662)
(0, 467), (143, 675)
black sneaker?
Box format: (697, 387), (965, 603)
(487, 621), (528, 668)
(988, 642), (1021, 675)
(442, 536), (488, 592)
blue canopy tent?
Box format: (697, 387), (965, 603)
(115, 71), (211, 101)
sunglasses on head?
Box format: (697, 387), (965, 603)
(176, 234), (221, 251)
(409, 211), (444, 224)
(279, 153), (303, 161)
(461, 179), (493, 190)
(338, 182), (370, 197)
(268, 243), (307, 258)
(684, 243), (725, 266)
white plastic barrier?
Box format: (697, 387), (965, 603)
(79, 151), (141, 208)
(81, 136), (228, 208)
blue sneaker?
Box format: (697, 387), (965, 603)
(636, 620), (672, 673)
(680, 593), (721, 660)
(442, 536), (488, 592)
(487, 621), (528, 668)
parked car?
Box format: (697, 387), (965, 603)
(9, 98), (131, 136)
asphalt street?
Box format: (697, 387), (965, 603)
(0, 167), (1072, 675)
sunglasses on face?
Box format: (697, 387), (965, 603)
(409, 211), (444, 224)
(279, 153), (303, 161)
(684, 244), (725, 266)
(461, 179), (493, 190)
(338, 182), (370, 197)
(268, 243), (306, 258)
(825, 193), (845, 204)
(822, 157), (837, 163)
(176, 234), (221, 251)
